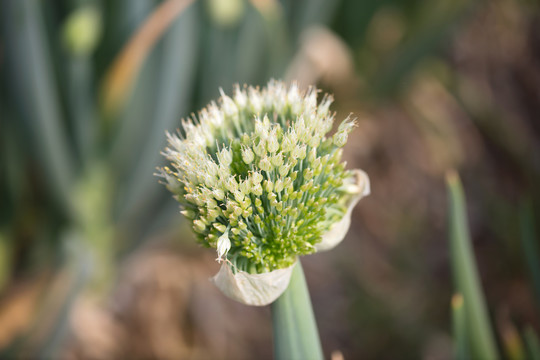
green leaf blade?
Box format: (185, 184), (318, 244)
(447, 171), (499, 360)
(452, 293), (469, 360)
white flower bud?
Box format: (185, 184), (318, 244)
(216, 230), (231, 262)
(208, 208), (220, 220)
(338, 117), (356, 132)
(307, 148), (317, 163)
(220, 90), (238, 117)
(287, 83), (302, 113)
(242, 147), (255, 164)
(208, 103), (224, 127)
(206, 161), (219, 177)
(271, 154), (283, 168)
(251, 171), (263, 185)
(283, 176), (293, 188)
(253, 140), (266, 157)
(318, 95), (333, 116)
(274, 89), (287, 113)
(294, 116), (307, 139)
(274, 179), (284, 193)
(234, 86), (247, 107)
(262, 115), (271, 129)
(217, 148), (233, 166)
(278, 163), (291, 177)
(267, 131), (279, 153)
(259, 156), (272, 172)
(333, 131), (348, 147)
(239, 179), (250, 194)
(308, 135), (321, 148)
(264, 180), (274, 193)
(248, 88), (263, 113)
(232, 205), (243, 217)
(214, 223), (227, 233)
(203, 174), (217, 187)
(234, 190), (245, 202)
(251, 183), (263, 196)
(180, 209), (195, 219)
(193, 219), (206, 232)
(213, 188), (225, 201)
(225, 176), (239, 193)
(281, 130), (297, 152)
(241, 133), (251, 145)
(305, 89), (317, 112)
(291, 144), (307, 160)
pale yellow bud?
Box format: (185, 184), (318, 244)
(242, 147), (255, 164)
(259, 156), (272, 172)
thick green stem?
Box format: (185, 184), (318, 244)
(271, 260), (323, 360)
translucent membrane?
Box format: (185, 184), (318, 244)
(212, 261), (296, 306)
(316, 169), (370, 251)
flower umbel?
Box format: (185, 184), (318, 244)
(159, 80), (367, 275)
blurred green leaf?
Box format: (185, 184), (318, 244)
(332, 0), (388, 49)
(101, 0), (195, 116)
(452, 293), (469, 360)
(0, 106), (25, 225)
(198, 19), (239, 102)
(0, 230), (11, 292)
(524, 327), (540, 360)
(281, 0), (339, 38)
(447, 171), (499, 360)
(373, 0), (470, 95)
(234, 6), (271, 84)
(110, 49), (161, 172)
(248, 0), (291, 77)
(40, 237), (91, 359)
(2, 0), (75, 213)
(520, 200), (540, 308)
(95, 0), (154, 77)
(66, 55), (96, 166)
(62, 1), (103, 166)
(117, 4), (199, 224)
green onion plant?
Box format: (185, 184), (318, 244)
(159, 80), (370, 356)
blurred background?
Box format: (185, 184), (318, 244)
(1, 0), (540, 358)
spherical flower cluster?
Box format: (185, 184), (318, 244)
(159, 80), (369, 305)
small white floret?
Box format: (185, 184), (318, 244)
(216, 230), (231, 262)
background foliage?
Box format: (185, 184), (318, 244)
(1, 0), (539, 358)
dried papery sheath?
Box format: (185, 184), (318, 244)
(316, 169), (370, 251)
(212, 261), (296, 306)
(158, 80), (369, 305)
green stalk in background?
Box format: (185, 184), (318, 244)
(520, 200), (540, 309)
(452, 293), (469, 360)
(524, 326), (540, 360)
(271, 261), (323, 360)
(3, 0), (75, 213)
(0, 230), (10, 291)
(446, 171), (499, 360)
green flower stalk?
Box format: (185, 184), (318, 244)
(159, 80), (369, 305)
